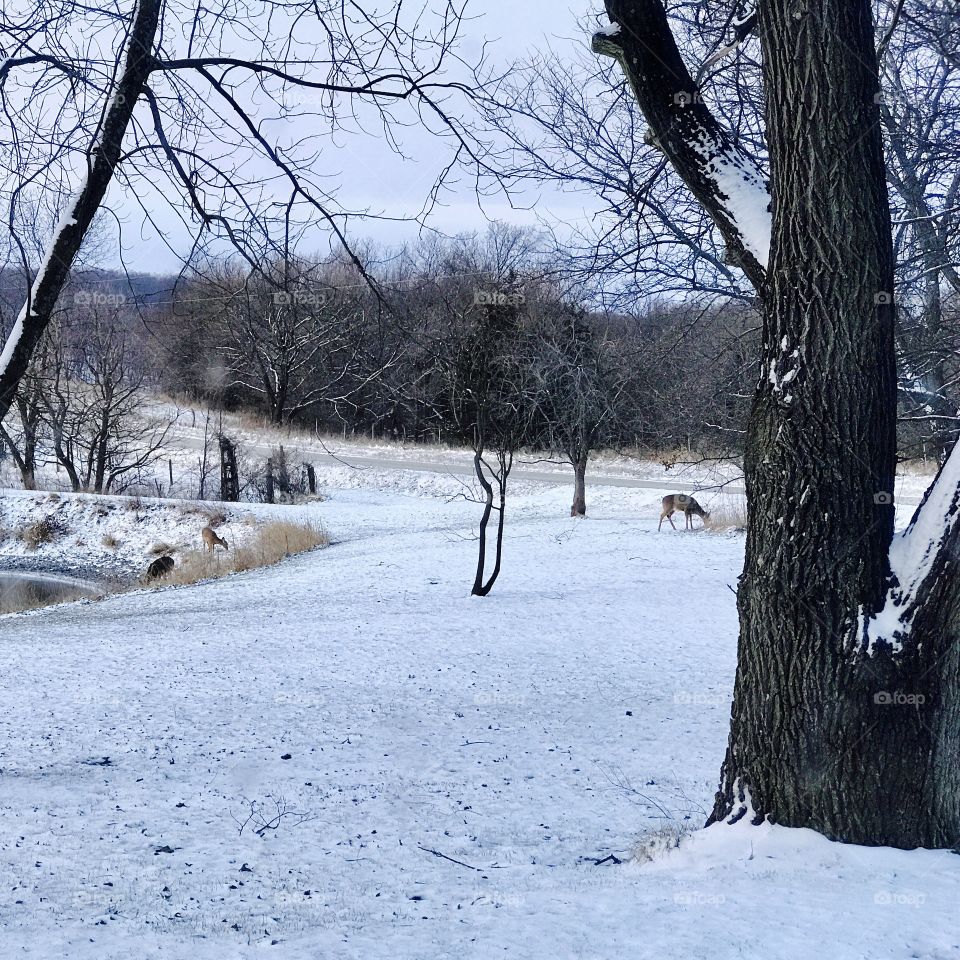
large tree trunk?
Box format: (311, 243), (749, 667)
(707, 0), (930, 846)
(601, 0), (960, 847)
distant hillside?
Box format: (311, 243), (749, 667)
(0, 266), (179, 316)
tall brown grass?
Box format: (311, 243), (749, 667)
(147, 519), (327, 587)
(702, 500), (748, 534)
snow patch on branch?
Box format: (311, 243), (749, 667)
(597, 22), (621, 37)
(692, 134), (771, 267)
(897, 354), (959, 418)
(862, 443), (960, 654)
(707, 152), (771, 267)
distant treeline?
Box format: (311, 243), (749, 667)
(1, 229), (957, 464)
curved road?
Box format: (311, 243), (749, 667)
(173, 432), (745, 496)
(173, 431), (925, 505)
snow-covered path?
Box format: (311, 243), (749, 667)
(1, 480), (956, 959)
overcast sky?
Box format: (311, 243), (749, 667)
(109, 2), (604, 275)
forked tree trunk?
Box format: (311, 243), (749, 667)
(0, 423), (36, 490)
(472, 449), (507, 597)
(601, 0), (960, 847)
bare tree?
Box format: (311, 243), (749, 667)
(527, 296), (631, 516)
(486, 1), (960, 458)
(444, 287), (540, 596)
(192, 257), (375, 424)
(879, 1), (960, 455)
(38, 313), (172, 493)
(0, 339), (47, 489)
(0, 0), (492, 426)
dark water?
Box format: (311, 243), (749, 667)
(0, 573), (99, 613)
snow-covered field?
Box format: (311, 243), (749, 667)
(0, 468), (955, 959)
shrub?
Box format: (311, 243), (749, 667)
(702, 499), (747, 534)
(632, 823), (691, 864)
(147, 541), (177, 556)
(205, 509), (227, 528)
(19, 515), (64, 550)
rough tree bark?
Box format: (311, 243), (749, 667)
(599, 0), (960, 847)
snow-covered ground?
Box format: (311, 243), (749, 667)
(0, 470), (955, 959)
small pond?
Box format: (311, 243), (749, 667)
(0, 572), (101, 613)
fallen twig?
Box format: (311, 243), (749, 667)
(592, 854), (623, 866)
(417, 844), (481, 871)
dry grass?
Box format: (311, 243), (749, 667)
(702, 500), (748, 534)
(19, 515), (64, 550)
(147, 541), (177, 556)
(144, 519), (327, 587)
(102, 533), (120, 550)
(631, 823), (692, 864)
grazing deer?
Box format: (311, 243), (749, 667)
(146, 555), (175, 580)
(659, 494), (709, 531)
(201, 526), (229, 552)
